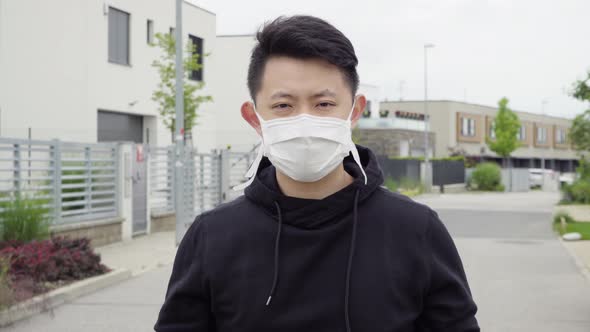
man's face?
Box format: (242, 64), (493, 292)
(241, 56), (366, 135)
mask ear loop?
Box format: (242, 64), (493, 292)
(347, 97), (368, 185)
(233, 104), (266, 191)
(346, 98), (357, 123)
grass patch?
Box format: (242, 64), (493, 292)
(553, 222), (590, 240)
(553, 212), (590, 240)
(383, 176), (424, 197)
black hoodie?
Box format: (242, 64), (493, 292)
(154, 146), (479, 332)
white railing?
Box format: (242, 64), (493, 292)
(0, 137), (119, 224)
(149, 146), (257, 218)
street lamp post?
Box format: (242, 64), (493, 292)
(174, 0), (185, 245)
(423, 43), (435, 192)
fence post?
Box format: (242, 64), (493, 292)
(85, 146), (92, 217)
(184, 146), (195, 221)
(220, 149), (231, 203)
(113, 143), (120, 220)
(199, 154), (205, 213)
(118, 143), (133, 241)
(166, 146), (176, 211)
(52, 139), (62, 224)
(13, 143), (21, 199)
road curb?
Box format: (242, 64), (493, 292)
(559, 238), (590, 283)
(0, 268), (132, 327)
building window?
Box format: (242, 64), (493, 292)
(537, 127), (547, 144)
(489, 121), (496, 139)
(188, 34), (204, 81)
(147, 19), (154, 44)
(555, 128), (566, 144)
(108, 7), (130, 65)
(461, 117), (476, 137)
(517, 124), (526, 141)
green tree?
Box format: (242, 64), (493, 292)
(151, 32), (213, 142)
(572, 71), (590, 102)
(486, 97), (521, 167)
(569, 71), (590, 155)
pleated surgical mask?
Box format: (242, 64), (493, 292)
(233, 101), (367, 190)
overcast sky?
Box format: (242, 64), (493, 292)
(191, 0), (589, 119)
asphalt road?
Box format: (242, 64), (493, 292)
(416, 191), (590, 332)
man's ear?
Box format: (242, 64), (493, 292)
(351, 95), (367, 128)
(241, 101), (262, 136)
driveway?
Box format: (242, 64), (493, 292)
(416, 191), (590, 332)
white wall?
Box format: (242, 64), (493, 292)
(0, 0), (217, 150)
(0, 0), (90, 141)
(208, 35), (259, 152)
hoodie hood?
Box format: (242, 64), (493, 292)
(244, 145), (384, 229)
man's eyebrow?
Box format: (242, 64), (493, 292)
(311, 89), (337, 98)
(270, 91), (295, 100)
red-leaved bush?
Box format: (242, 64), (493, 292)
(0, 236), (110, 283)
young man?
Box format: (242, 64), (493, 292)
(154, 15), (479, 332)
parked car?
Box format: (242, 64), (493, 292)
(528, 168), (556, 188)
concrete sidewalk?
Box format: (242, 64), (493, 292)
(562, 240), (590, 281)
(95, 231), (178, 276)
(3, 232), (179, 331)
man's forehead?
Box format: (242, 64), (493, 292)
(268, 89), (339, 100)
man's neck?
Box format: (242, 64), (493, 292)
(275, 164), (354, 200)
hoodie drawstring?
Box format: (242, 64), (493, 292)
(266, 190), (361, 332)
(345, 189), (360, 332)
(266, 201), (283, 306)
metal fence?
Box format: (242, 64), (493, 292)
(149, 146), (174, 215)
(432, 160), (465, 186)
(0, 137), (119, 224)
(501, 169), (531, 192)
(149, 145), (257, 218)
(376, 157), (421, 182)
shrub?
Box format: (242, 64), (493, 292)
(399, 177), (422, 191)
(384, 176), (398, 192)
(0, 256), (12, 309)
(562, 180), (590, 204)
(0, 236), (109, 284)
(577, 157), (590, 181)
(553, 211), (575, 224)
(471, 162), (503, 191)
(561, 157), (590, 204)
(0, 194), (51, 243)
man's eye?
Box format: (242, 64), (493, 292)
(273, 103), (291, 110)
(318, 102), (335, 109)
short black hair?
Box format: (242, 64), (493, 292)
(247, 15), (359, 102)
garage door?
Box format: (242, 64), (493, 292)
(97, 110), (143, 143)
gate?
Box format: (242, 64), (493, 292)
(132, 143), (148, 235)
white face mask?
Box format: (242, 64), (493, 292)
(233, 101), (367, 190)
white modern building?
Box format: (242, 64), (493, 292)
(0, 0), (220, 151)
(206, 34), (259, 152)
(0, 1), (388, 154)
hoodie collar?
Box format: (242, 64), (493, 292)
(244, 145), (384, 229)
